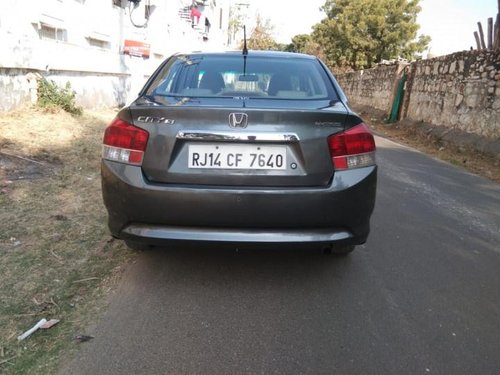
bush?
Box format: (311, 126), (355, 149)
(37, 78), (83, 115)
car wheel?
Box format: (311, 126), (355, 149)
(125, 240), (154, 251)
(323, 245), (355, 256)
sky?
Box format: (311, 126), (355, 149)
(247, 0), (498, 56)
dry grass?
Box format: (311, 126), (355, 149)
(0, 107), (135, 374)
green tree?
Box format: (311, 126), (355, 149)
(274, 43), (290, 52)
(287, 34), (312, 52)
(313, 0), (430, 69)
(286, 33), (328, 62)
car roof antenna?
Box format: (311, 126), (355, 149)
(242, 25), (248, 56)
(242, 25), (248, 76)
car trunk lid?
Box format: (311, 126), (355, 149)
(131, 98), (349, 187)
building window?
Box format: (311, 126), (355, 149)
(87, 31), (111, 49)
(88, 38), (110, 49)
(39, 24), (67, 42)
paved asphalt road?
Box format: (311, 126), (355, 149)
(63, 136), (500, 374)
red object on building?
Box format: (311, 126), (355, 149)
(123, 39), (150, 58)
(191, 6), (201, 24)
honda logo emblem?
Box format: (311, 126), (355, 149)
(228, 113), (248, 128)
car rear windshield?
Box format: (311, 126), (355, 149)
(145, 54), (337, 100)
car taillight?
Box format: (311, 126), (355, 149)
(328, 123), (376, 170)
(102, 118), (149, 166)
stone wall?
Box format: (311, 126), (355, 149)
(337, 50), (500, 139)
(405, 50), (499, 138)
(336, 63), (407, 112)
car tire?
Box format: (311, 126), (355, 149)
(125, 240), (154, 251)
(323, 245), (355, 256)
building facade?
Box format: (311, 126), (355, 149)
(0, 0), (230, 111)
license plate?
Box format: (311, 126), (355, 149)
(188, 144), (287, 170)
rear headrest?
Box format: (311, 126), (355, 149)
(268, 73), (292, 96)
(199, 72), (225, 93)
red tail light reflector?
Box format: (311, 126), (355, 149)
(102, 118), (149, 166)
(328, 123), (376, 170)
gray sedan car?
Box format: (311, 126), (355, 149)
(101, 51), (377, 254)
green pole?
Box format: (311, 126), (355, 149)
(386, 72), (406, 123)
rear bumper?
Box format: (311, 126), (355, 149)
(101, 161), (377, 246)
(122, 224), (356, 245)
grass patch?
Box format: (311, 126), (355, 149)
(0, 107), (135, 374)
(37, 79), (83, 116)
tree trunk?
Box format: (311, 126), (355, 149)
(478, 22), (487, 49)
(487, 17), (493, 49)
(495, 13), (500, 50)
(474, 31), (481, 50)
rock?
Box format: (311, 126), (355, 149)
(465, 94), (480, 107)
(449, 61), (456, 74)
(458, 60), (465, 73)
(433, 62), (440, 75)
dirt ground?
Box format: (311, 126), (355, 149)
(354, 105), (500, 184)
(0, 107), (135, 374)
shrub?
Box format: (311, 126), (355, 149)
(37, 78), (83, 115)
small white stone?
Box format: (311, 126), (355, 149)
(449, 61), (456, 74)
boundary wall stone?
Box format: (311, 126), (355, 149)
(337, 50), (500, 139)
